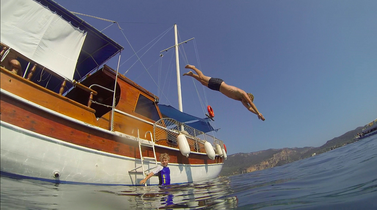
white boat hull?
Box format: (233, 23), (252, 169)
(1, 121), (223, 185)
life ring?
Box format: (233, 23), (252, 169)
(207, 105), (214, 118)
(223, 144), (227, 153)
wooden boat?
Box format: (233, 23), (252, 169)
(0, 0), (226, 185)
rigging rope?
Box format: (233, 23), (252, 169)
(71, 12), (117, 24)
(122, 27), (172, 74)
(158, 50), (175, 105)
(186, 35), (218, 135)
(177, 31), (209, 118)
(71, 11), (157, 85)
(70, 12), (217, 133)
(193, 39), (209, 107)
(174, 32), (219, 138)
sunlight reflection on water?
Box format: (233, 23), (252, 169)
(0, 176), (238, 209)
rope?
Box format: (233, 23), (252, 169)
(71, 12), (117, 24)
(72, 11), (174, 106)
(177, 31), (208, 117)
(101, 23), (115, 32)
(177, 34), (206, 114)
(116, 23), (175, 106)
(159, 51), (175, 105)
(70, 12), (217, 132)
(122, 27), (172, 74)
(72, 11), (153, 80)
(178, 42), (206, 114)
(37, 67), (51, 82)
(176, 32), (219, 138)
(158, 55), (163, 100)
(193, 39), (209, 107)
(191, 38), (218, 135)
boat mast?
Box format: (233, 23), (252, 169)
(160, 24), (194, 112)
(174, 24), (183, 112)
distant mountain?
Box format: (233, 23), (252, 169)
(220, 126), (364, 176)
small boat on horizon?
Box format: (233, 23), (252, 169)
(0, 0), (226, 185)
(355, 119), (377, 140)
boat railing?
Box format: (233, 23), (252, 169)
(154, 118), (223, 152)
(0, 43), (98, 108)
(88, 84), (114, 108)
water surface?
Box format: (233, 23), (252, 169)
(1, 135), (376, 209)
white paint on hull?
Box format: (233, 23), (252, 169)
(0, 121), (223, 185)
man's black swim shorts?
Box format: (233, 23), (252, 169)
(208, 78), (223, 91)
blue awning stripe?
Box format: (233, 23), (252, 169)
(158, 104), (217, 133)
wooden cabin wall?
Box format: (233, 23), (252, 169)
(1, 68), (223, 164)
(110, 74), (157, 140)
(0, 68), (108, 128)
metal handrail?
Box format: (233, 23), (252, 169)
(153, 118), (223, 150)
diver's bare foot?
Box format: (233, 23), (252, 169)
(258, 113), (265, 121)
(183, 71), (194, 76)
(185, 64), (195, 70)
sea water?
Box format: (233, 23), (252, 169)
(1, 135), (376, 210)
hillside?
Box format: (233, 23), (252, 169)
(220, 126), (364, 176)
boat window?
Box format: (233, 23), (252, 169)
(135, 94), (160, 121)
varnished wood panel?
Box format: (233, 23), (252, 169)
(0, 95), (223, 164)
(1, 67), (223, 165)
(0, 68), (109, 128)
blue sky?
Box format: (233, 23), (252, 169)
(58, 0), (377, 155)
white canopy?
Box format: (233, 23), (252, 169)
(1, 0), (87, 80)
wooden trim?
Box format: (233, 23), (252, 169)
(73, 80), (98, 95)
(1, 64), (224, 166)
(0, 94), (223, 165)
(103, 65), (159, 101)
(1, 67), (95, 113)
